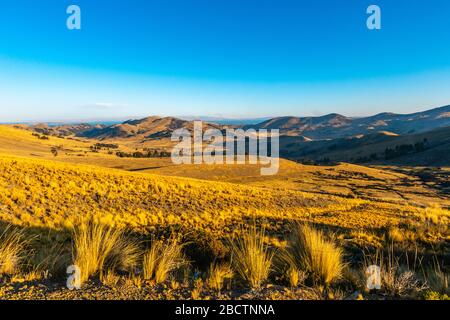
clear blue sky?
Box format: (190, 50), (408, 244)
(1, 0), (450, 122)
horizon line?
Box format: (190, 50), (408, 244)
(1, 103), (449, 125)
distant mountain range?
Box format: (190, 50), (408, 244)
(246, 105), (450, 139)
(29, 105), (450, 166)
(32, 116), (223, 141)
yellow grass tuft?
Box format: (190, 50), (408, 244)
(207, 262), (233, 292)
(0, 226), (29, 275)
(100, 269), (121, 287)
(275, 247), (307, 287)
(107, 237), (141, 273)
(289, 224), (344, 285)
(387, 227), (405, 242)
(72, 220), (136, 284)
(124, 274), (143, 288)
(229, 224), (273, 289)
(142, 236), (187, 284)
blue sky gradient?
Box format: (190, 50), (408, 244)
(0, 0), (450, 121)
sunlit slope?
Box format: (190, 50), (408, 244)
(0, 125), (92, 158)
(0, 125), (447, 208)
(144, 160), (449, 207)
(0, 125), (164, 169)
(1, 154), (447, 242)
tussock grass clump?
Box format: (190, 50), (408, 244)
(142, 236), (187, 284)
(286, 266), (307, 287)
(387, 227), (405, 243)
(229, 225), (273, 289)
(30, 242), (70, 279)
(100, 269), (121, 287)
(423, 204), (450, 225)
(289, 224), (344, 285)
(275, 248), (307, 287)
(0, 226), (30, 275)
(207, 263), (233, 292)
(72, 220), (137, 284)
(107, 237), (141, 273)
(424, 262), (449, 295)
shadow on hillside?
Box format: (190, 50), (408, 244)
(128, 166), (164, 172)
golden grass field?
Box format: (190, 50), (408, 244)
(0, 125), (449, 300)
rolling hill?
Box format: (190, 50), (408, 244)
(280, 125), (450, 166)
(27, 105), (450, 142)
(248, 105), (450, 139)
(0, 124), (448, 208)
(16, 104), (450, 167)
(30, 117), (224, 141)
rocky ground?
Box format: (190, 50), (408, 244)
(0, 277), (410, 301)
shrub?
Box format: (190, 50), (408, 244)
(382, 267), (424, 296)
(364, 248), (426, 296)
(229, 224), (273, 289)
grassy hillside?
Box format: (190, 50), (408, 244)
(247, 105), (450, 139)
(280, 126), (450, 166)
(0, 126), (449, 300)
(0, 125), (93, 158)
(0, 124), (448, 209)
(144, 160), (450, 208)
(1, 154), (448, 248)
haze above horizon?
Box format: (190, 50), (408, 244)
(1, 0), (450, 122)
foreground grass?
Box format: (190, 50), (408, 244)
(278, 224), (344, 286)
(0, 226), (29, 275)
(142, 236), (187, 284)
(72, 221), (119, 284)
(229, 225), (274, 289)
(206, 263), (233, 292)
(295, 224), (344, 285)
(0, 221), (448, 300)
